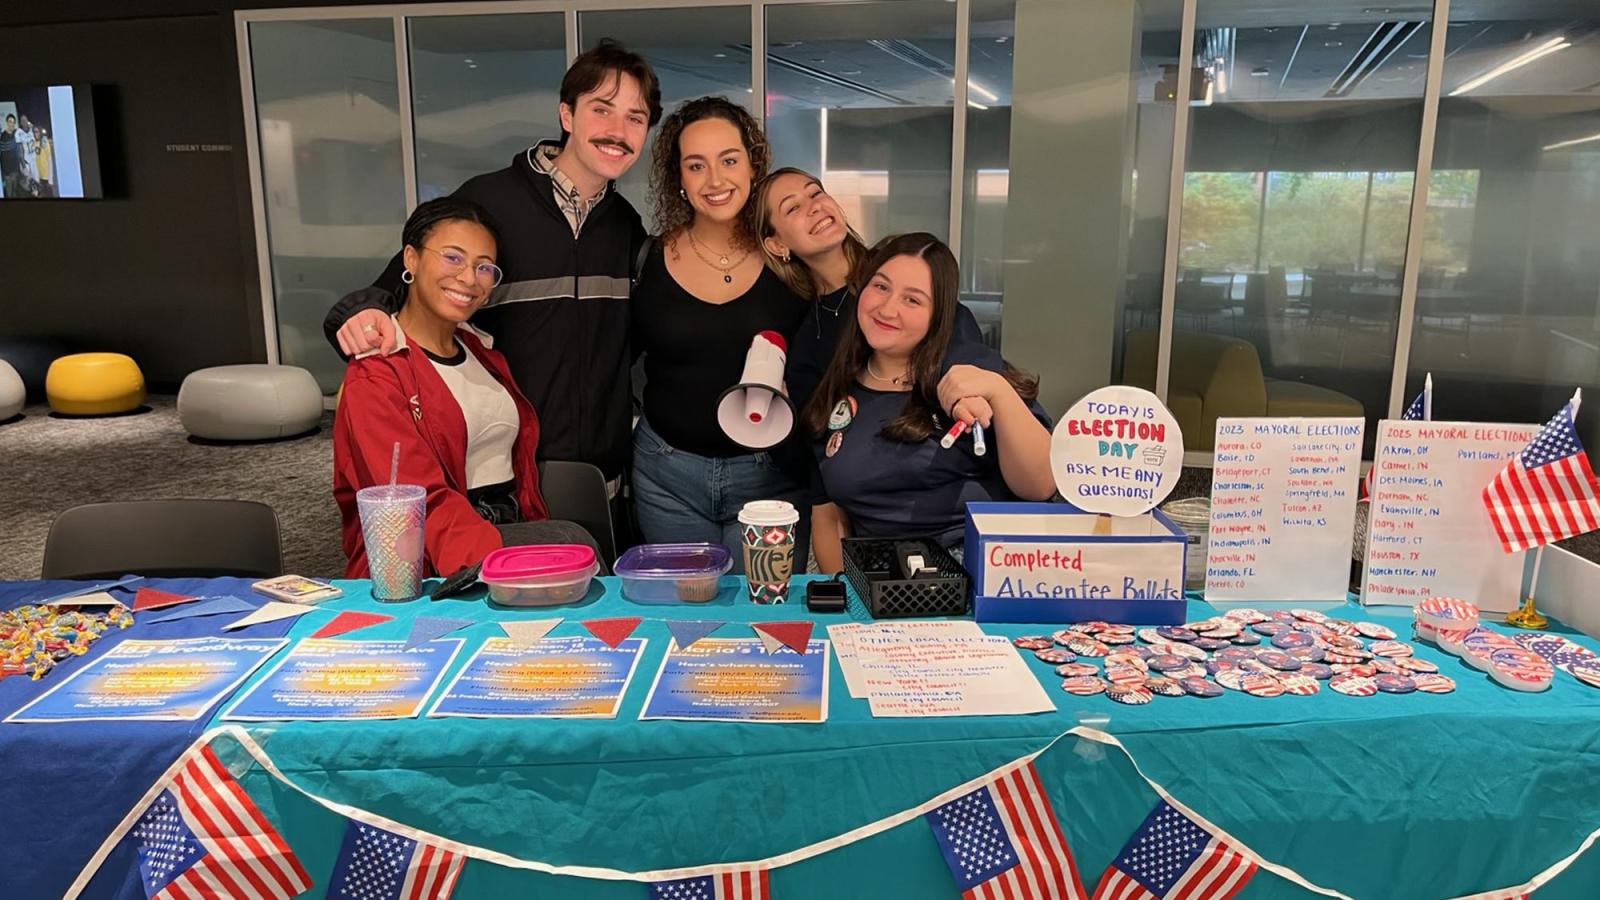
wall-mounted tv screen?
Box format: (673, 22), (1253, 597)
(0, 84), (102, 199)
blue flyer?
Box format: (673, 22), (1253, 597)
(640, 638), (829, 723)
(428, 636), (646, 719)
(6, 637), (287, 723)
(220, 638), (462, 721)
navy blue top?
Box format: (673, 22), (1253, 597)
(811, 341), (1052, 547)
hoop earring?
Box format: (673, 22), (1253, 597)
(401, 270), (414, 284)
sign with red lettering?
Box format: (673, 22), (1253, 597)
(1050, 386), (1183, 516)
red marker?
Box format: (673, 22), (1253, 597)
(940, 420), (969, 449)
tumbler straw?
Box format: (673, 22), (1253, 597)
(389, 441), (401, 486)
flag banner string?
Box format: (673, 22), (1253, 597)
(67, 723), (1598, 899)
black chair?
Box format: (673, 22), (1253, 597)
(41, 499), (284, 580)
(538, 460), (617, 565)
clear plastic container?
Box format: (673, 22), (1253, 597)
(480, 544), (598, 607)
(615, 543), (733, 604)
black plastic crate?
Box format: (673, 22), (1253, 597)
(841, 537), (969, 619)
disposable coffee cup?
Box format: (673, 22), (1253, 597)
(356, 484), (426, 601)
(738, 500), (800, 603)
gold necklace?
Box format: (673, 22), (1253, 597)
(866, 357), (912, 386)
(687, 228), (749, 284)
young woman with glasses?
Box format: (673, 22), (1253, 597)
(333, 197), (598, 578)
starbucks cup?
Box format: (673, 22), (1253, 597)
(357, 484), (426, 601)
(738, 500), (800, 603)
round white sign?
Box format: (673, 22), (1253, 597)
(1050, 385), (1183, 516)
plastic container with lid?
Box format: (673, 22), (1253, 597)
(480, 544), (598, 607)
(614, 543), (732, 604)
(1159, 497), (1211, 590)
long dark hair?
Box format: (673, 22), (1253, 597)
(750, 166), (869, 301)
(648, 96), (770, 249)
(802, 232), (1038, 443)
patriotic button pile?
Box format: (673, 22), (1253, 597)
(1, 603), (134, 680)
(1408, 596), (1582, 693)
(1016, 611), (1463, 703)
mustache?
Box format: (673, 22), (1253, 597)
(590, 137), (635, 155)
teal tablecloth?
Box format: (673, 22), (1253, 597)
(172, 578), (1600, 899)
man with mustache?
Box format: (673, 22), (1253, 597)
(324, 39), (662, 498)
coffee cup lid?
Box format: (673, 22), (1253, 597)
(738, 499), (798, 527)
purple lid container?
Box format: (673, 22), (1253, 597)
(614, 543), (731, 578)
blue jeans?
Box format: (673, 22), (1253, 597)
(632, 417), (807, 575)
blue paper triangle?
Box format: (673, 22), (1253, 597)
(665, 620), (723, 650)
(145, 595), (257, 624)
(405, 616), (474, 648)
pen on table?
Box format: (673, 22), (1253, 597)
(972, 422), (987, 457)
(940, 420), (969, 449)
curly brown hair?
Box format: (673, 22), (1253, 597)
(648, 96), (771, 249)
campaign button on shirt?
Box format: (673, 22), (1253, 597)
(1375, 673), (1417, 694)
(1061, 675), (1107, 696)
(1181, 676), (1224, 697)
(1329, 673), (1378, 696)
(1413, 673), (1457, 694)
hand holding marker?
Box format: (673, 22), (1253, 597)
(938, 413), (986, 456)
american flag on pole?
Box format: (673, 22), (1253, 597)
(327, 820), (465, 900)
(1365, 376), (1431, 499)
(1483, 394), (1600, 553)
(1091, 799), (1256, 900)
(925, 761), (1087, 900)
(649, 866), (770, 899)
(130, 746), (312, 900)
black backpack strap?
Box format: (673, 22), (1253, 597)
(631, 236), (655, 288)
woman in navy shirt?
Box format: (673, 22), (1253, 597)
(801, 233), (1055, 567)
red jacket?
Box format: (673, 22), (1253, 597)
(334, 323), (549, 577)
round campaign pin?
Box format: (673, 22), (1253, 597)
(1278, 673), (1321, 696)
(1326, 634), (1365, 652)
(1329, 673), (1378, 697)
(1187, 619), (1225, 633)
(1270, 610), (1299, 622)
(827, 397), (857, 431)
(1252, 622), (1289, 637)
(1161, 642), (1208, 661)
(1193, 637), (1232, 652)
(1286, 645), (1326, 663)
(1299, 662), (1334, 681)
(1369, 658), (1403, 676)
(1242, 673), (1285, 698)
(1271, 631), (1315, 650)
(1147, 653), (1189, 673)
(1105, 650), (1148, 670)
(824, 431), (844, 458)
(1415, 597), (1481, 631)
(1137, 628), (1165, 644)
(1204, 659), (1233, 676)
(1107, 684), (1154, 705)
(1099, 632), (1136, 646)
(1066, 636), (1111, 657)
(1331, 662), (1378, 678)
(1412, 673), (1457, 694)
(1291, 608), (1329, 624)
(1237, 658), (1273, 675)
(1176, 663), (1211, 679)
(1105, 665), (1149, 687)
(1060, 675), (1107, 696)
(1322, 619), (1359, 637)
(1217, 646), (1258, 662)
(1374, 673), (1418, 694)
(1323, 651), (1365, 666)
(1133, 645), (1158, 659)
(1395, 656), (1439, 674)
(1146, 675), (1186, 697)
(1229, 632), (1263, 646)
(1076, 620), (1111, 634)
(1181, 676), (1224, 698)
(1056, 662), (1099, 678)
(1215, 669), (1248, 692)
(1052, 629), (1078, 646)
(1256, 651), (1303, 672)
(1101, 623), (1136, 635)
(1205, 623), (1242, 639)
(1224, 608), (1269, 625)
(1437, 626), (1480, 657)
(1157, 626), (1200, 643)
(1035, 647), (1076, 664)
(1013, 636), (1054, 650)
(1568, 660), (1600, 689)
(1489, 647), (1553, 679)
(1355, 621), (1397, 640)
(1370, 640), (1415, 658)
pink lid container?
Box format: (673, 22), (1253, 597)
(480, 545), (598, 607)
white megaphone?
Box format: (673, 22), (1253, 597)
(717, 330), (794, 450)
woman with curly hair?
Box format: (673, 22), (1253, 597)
(630, 96), (811, 568)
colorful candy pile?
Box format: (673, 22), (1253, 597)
(0, 603), (133, 680)
(1414, 596), (1600, 691)
(1013, 607), (1453, 705)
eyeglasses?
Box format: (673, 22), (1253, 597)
(422, 246), (504, 288)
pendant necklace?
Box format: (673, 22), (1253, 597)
(687, 228), (748, 284)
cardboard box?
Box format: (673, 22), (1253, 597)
(963, 502), (1188, 624)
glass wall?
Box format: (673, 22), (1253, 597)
(959, 0), (1015, 347)
(1409, 2), (1600, 447)
(579, 7), (753, 231)
(764, 0), (956, 246)
(248, 18), (407, 392)
(408, 14), (567, 201)
(1169, 8), (1433, 448)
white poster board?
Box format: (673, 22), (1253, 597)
(1360, 419), (1538, 614)
(1206, 417), (1364, 604)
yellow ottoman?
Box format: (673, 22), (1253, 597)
(46, 353), (146, 415)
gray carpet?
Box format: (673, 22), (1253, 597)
(0, 395), (346, 580)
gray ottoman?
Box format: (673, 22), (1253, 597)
(0, 359), (22, 420)
(178, 364), (323, 440)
